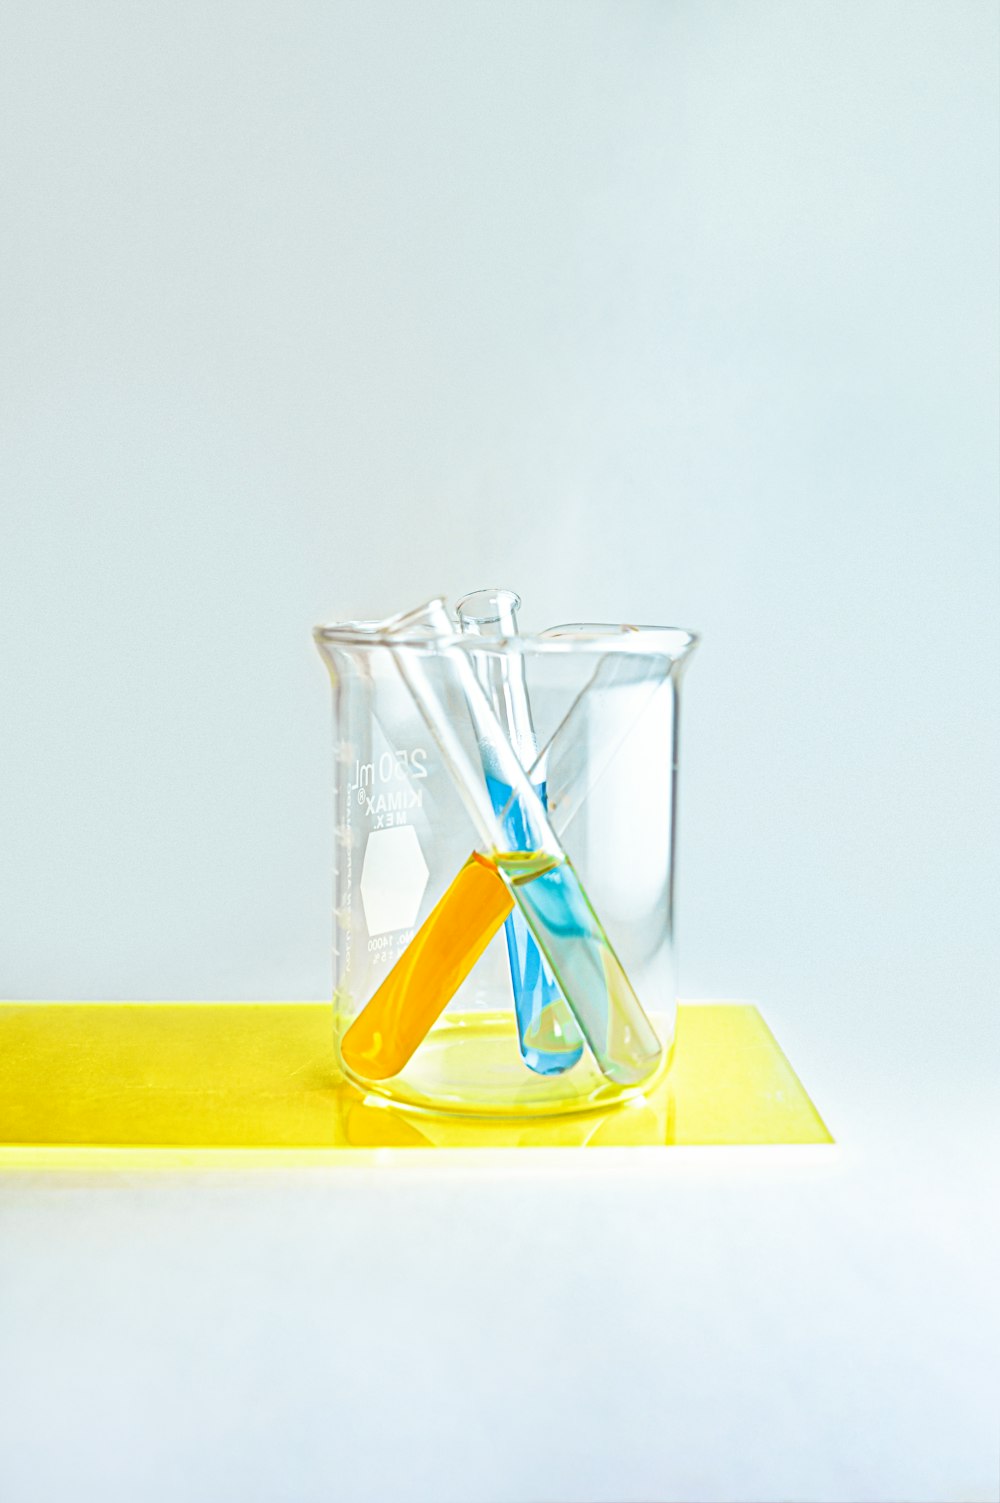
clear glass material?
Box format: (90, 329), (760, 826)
(455, 588), (583, 1076)
(314, 600), (697, 1117)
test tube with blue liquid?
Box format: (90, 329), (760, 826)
(456, 589), (584, 1075)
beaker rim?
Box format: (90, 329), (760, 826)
(313, 617), (699, 660)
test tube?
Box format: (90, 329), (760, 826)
(455, 587), (584, 1076)
(391, 599), (663, 1087)
(532, 624), (678, 836)
(341, 852), (513, 1080)
(336, 599), (515, 1082)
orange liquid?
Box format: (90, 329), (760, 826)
(340, 852), (514, 1080)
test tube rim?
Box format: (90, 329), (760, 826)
(314, 617), (699, 662)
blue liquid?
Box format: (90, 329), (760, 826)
(485, 775), (585, 1075)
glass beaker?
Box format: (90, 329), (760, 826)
(314, 608), (697, 1116)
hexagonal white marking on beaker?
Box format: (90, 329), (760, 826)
(359, 825), (430, 936)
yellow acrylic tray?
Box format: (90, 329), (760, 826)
(0, 1002), (831, 1164)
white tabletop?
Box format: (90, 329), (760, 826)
(1, 1019), (996, 1503)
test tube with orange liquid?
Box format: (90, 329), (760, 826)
(340, 853), (512, 1080)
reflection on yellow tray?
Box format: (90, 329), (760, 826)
(0, 1003), (831, 1162)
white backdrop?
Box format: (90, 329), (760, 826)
(1, 7), (998, 1500)
(3, 1), (997, 1111)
